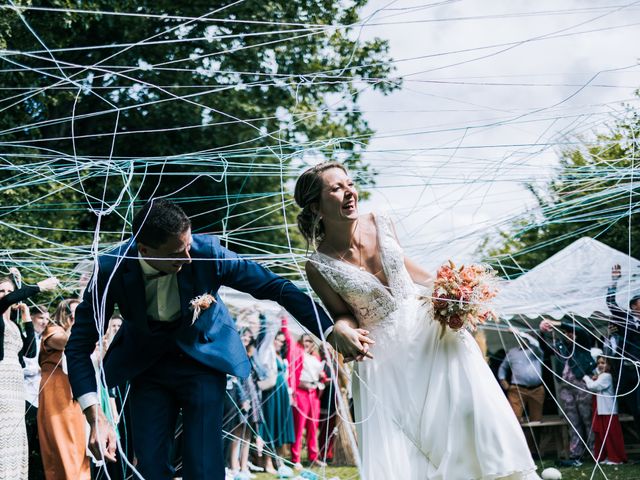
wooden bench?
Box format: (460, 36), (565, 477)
(520, 414), (636, 459)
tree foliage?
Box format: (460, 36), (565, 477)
(0, 0), (397, 278)
(480, 102), (640, 278)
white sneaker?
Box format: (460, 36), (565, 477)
(602, 459), (623, 465)
(247, 461), (264, 472)
(277, 464), (295, 477)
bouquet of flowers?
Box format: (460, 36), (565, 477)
(430, 260), (498, 336)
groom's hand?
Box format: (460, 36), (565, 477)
(328, 319), (375, 362)
(85, 405), (117, 463)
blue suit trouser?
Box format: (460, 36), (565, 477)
(129, 349), (226, 480)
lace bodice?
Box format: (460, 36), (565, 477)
(310, 213), (417, 333)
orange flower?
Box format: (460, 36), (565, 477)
(459, 285), (473, 302)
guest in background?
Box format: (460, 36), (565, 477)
(499, 328), (545, 422)
(291, 334), (326, 470)
(260, 329), (295, 475)
(606, 264), (640, 437)
(90, 315), (125, 480)
(489, 348), (507, 384)
(328, 358), (357, 467)
(223, 376), (246, 476)
(0, 269), (57, 480)
(38, 299), (90, 479)
(104, 315), (122, 347)
(583, 355), (627, 465)
(226, 328), (263, 479)
(540, 318), (596, 467)
(24, 306), (50, 480)
(284, 318), (303, 397)
(318, 346), (338, 464)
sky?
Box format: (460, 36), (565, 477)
(351, 0), (640, 268)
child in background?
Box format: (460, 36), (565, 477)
(583, 355), (627, 465)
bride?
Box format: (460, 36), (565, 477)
(294, 162), (541, 480)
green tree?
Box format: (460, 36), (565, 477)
(0, 0), (397, 281)
(480, 104), (640, 278)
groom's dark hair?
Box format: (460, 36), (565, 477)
(132, 199), (191, 248)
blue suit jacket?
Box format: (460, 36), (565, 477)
(66, 234), (334, 400)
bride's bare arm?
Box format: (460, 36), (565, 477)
(404, 258), (434, 290)
(305, 261), (375, 360)
(305, 261), (357, 328)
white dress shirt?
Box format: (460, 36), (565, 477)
(138, 255), (181, 322)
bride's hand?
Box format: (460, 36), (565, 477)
(328, 319), (375, 362)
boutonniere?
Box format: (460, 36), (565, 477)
(189, 293), (216, 324)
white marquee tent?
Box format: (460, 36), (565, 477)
(493, 237), (640, 320)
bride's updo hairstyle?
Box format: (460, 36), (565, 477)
(294, 161), (347, 248)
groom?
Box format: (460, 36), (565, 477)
(66, 199), (370, 479)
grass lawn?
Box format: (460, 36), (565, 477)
(539, 461), (640, 480)
(254, 466), (358, 479)
(252, 462), (640, 479)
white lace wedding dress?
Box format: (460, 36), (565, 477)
(311, 213), (540, 480)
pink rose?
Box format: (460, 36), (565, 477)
(448, 314), (464, 330)
(433, 299), (448, 310)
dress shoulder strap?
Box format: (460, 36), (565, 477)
(374, 211), (402, 251)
